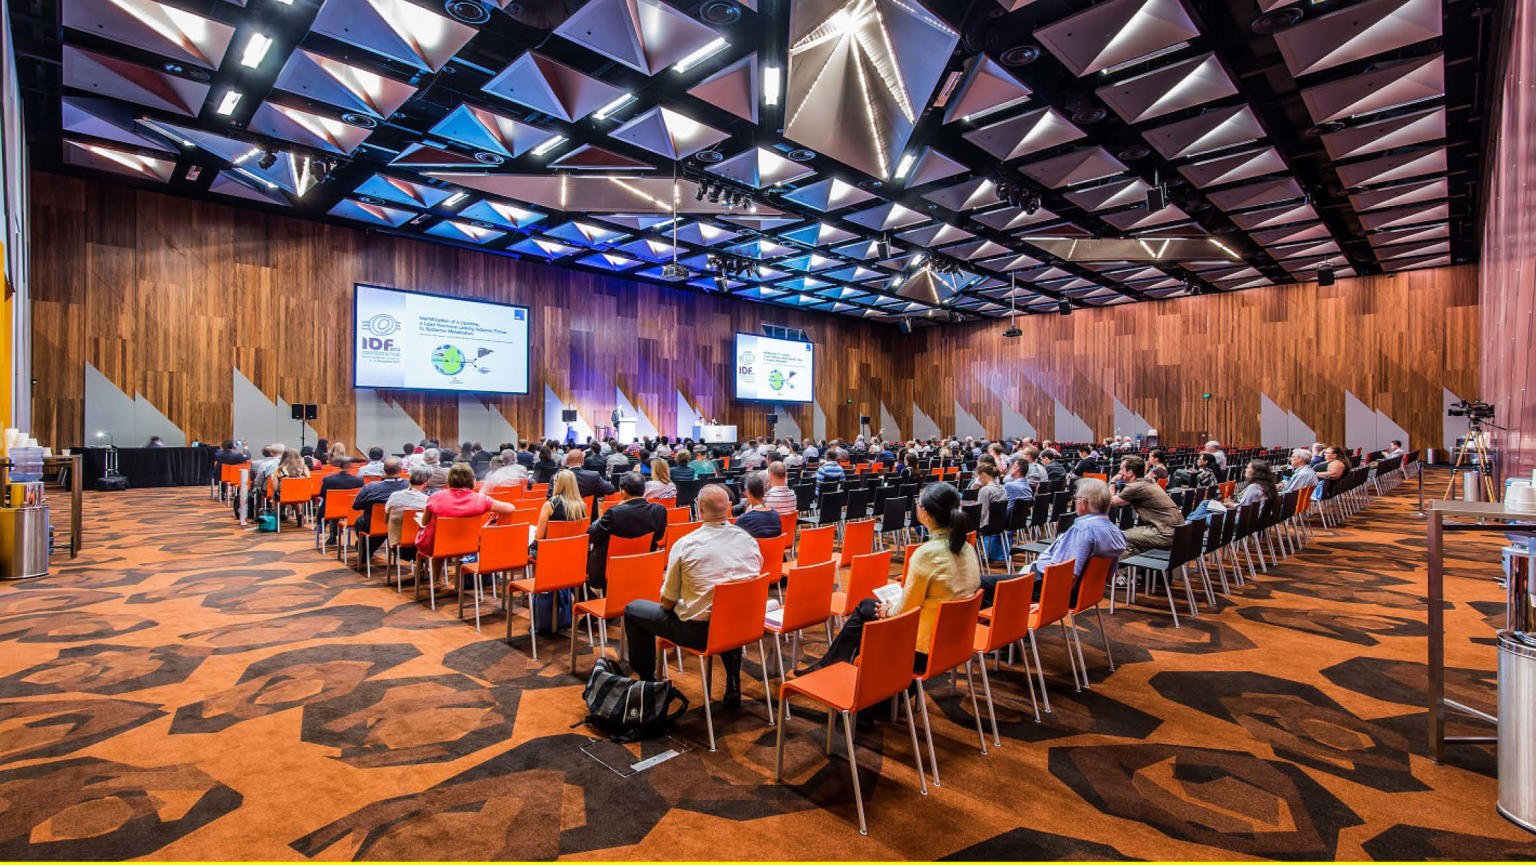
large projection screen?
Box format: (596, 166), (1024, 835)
(734, 333), (815, 403)
(354, 284), (531, 394)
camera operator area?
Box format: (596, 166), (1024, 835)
(2, 0), (1536, 860)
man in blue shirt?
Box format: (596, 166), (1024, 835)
(1002, 456), (1035, 513)
(815, 448), (845, 490)
(1282, 447), (1319, 493)
(980, 477), (1125, 605)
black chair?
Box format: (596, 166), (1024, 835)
(876, 495), (909, 547)
(813, 491), (847, 528)
(1120, 518), (1206, 627)
(845, 487), (870, 521)
(961, 486), (980, 502)
(978, 498), (1011, 572)
(675, 478), (702, 511)
(792, 482), (816, 513)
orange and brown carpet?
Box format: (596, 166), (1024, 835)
(0, 474), (1532, 860)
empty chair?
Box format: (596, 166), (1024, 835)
(973, 571), (1040, 732)
(1065, 556), (1117, 682)
(912, 591), (988, 786)
(796, 524), (836, 566)
(1024, 559), (1080, 710)
(831, 549), (893, 621)
(457, 523), (530, 632)
(765, 561), (836, 712)
(838, 518), (876, 567)
(505, 534), (587, 659)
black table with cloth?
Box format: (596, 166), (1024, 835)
(82, 445), (216, 488)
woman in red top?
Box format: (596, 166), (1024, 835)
(415, 464), (515, 585)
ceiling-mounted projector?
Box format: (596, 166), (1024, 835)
(1003, 325), (1023, 338)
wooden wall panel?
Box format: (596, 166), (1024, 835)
(29, 173), (907, 450)
(1480, 0), (1536, 479)
(914, 266), (1479, 450)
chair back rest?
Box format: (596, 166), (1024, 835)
(983, 572), (1037, 650)
(1071, 556), (1115, 614)
(1085, 472), (1108, 482)
(605, 549), (666, 612)
(398, 510), (422, 545)
(817, 491), (847, 523)
(779, 510), (798, 540)
(1219, 480), (1237, 500)
(546, 519), (589, 539)
(1030, 560), (1076, 628)
(278, 476), (312, 504)
(779, 561), (836, 633)
(324, 488), (361, 520)
(1169, 518), (1206, 568)
(845, 488), (870, 519)
(753, 533), (787, 577)
(982, 499), (1009, 535)
(1202, 509), (1227, 553)
(607, 533), (655, 560)
(796, 524), (836, 565)
(899, 543), (922, 585)
(704, 573), (772, 655)
(921, 591), (984, 679)
(1029, 495), (1052, 527)
(846, 549), (893, 604)
(666, 506), (691, 524)
(477, 523), (530, 571)
(433, 516), (483, 559)
(851, 607), (922, 711)
(663, 520), (702, 551)
(529, 534), (589, 591)
(1156, 476), (1169, 489)
(366, 503), (389, 536)
(838, 518), (876, 566)
(488, 490), (522, 506)
(880, 496), (908, 530)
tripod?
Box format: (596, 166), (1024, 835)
(1443, 423), (1498, 502)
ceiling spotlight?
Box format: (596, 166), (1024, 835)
(694, 181), (706, 201)
(1022, 190), (1041, 214)
(1146, 184), (1168, 211)
(714, 272), (728, 292)
(240, 32), (273, 68)
(707, 185), (721, 204)
(256, 149), (278, 170)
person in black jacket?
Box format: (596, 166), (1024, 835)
(1040, 448), (1068, 484)
(1073, 446), (1101, 477)
(532, 446), (560, 485)
(317, 456), (365, 543)
(468, 442), (491, 478)
(352, 457), (409, 558)
(563, 449), (615, 510)
(586, 471), (665, 591)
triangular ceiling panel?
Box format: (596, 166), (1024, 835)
(271, 49), (417, 119)
(555, 0), (723, 75)
(310, 0), (477, 71)
(686, 54), (759, 123)
(428, 104), (550, 158)
(1036, 0), (1200, 77)
(609, 106), (730, 159)
(62, 45), (209, 116)
(62, 0), (235, 69)
(482, 52), (627, 122)
(61, 96), (173, 152)
(963, 107), (1084, 161)
(942, 54), (1030, 123)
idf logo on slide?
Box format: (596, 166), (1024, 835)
(361, 313), (401, 351)
(737, 349), (755, 378)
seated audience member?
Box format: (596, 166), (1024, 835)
(816, 449), (846, 490)
(1112, 456), (1184, 557)
(481, 449), (529, 491)
(385, 466), (431, 559)
(1203, 440), (1228, 470)
(671, 450), (696, 482)
(469, 442), (492, 478)
(249, 443), (285, 496)
(353, 457), (408, 557)
(328, 442), (351, 466)
(623, 485), (763, 705)
(975, 464), (1008, 563)
(980, 478), (1126, 605)
(270, 448), (309, 521)
(645, 458), (676, 503)
(1173, 453), (1220, 492)
(535, 469), (590, 547)
(1073, 446), (1101, 477)
(762, 462), (798, 517)
(739, 440), (766, 471)
(516, 443), (536, 468)
(1040, 448), (1068, 484)
(358, 447), (387, 478)
(1003, 456), (1035, 508)
(564, 449), (616, 507)
(1282, 447), (1320, 493)
(802, 483), (980, 674)
(317, 455), (365, 540)
(531, 446), (560, 485)
(585, 470), (666, 590)
(146, 435), (165, 448)
(1315, 445), (1351, 498)
(214, 440), (246, 465)
(1021, 446), (1048, 483)
(415, 464), (515, 587)
(689, 447), (718, 477)
(1230, 459), (1280, 509)
(418, 449), (448, 490)
(1146, 450), (1170, 481)
(1385, 439), (1406, 459)
(605, 444), (632, 472)
(783, 445), (805, 469)
(734, 472), (783, 539)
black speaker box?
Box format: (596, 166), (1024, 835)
(561, 409), (578, 423)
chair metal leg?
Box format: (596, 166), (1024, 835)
(1161, 569), (1181, 628)
(773, 696), (788, 782)
(569, 612), (581, 675)
(901, 692), (928, 796)
(916, 679), (940, 786)
(758, 639), (776, 726)
(1094, 605), (1116, 671)
(700, 655), (716, 751)
(843, 710), (867, 835)
(963, 661), (987, 754)
(825, 709), (836, 755)
(1027, 630), (1051, 713)
(974, 653), (1001, 745)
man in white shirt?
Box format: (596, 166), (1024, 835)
(384, 466), (432, 559)
(739, 440), (765, 470)
(762, 461), (798, 517)
(1203, 440), (1228, 470)
(623, 485), (762, 707)
(1385, 440), (1405, 459)
(481, 449), (529, 490)
(802, 439), (819, 460)
(358, 446), (388, 479)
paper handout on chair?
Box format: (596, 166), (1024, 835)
(872, 582), (902, 608)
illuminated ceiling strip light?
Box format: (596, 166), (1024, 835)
(233, 166), (279, 190)
(593, 92), (635, 120)
(672, 37), (728, 73)
(531, 134), (566, 156)
(441, 191), (466, 207)
(1209, 237), (1237, 257)
(84, 144), (157, 175)
(216, 89), (243, 115)
(605, 176), (670, 209)
(240, 32), (273, 68)
(763, 65), (782, 106)
(892, 152), (916, 180)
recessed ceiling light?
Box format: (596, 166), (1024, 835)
(892, 152), (916, 180)
(216, 90), (243, 115)
(240, 32), (273, 68)
(442, 191), (466, 207)
(531, 134), (566, 156)
(673, 37), (728, 73)
(763, 65), (782, 106)
(593, 92), (635, 120)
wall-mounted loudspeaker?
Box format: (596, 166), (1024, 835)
(291, 403), (317, 420)
(1317, 267), (1335, 287)
(1059, 301), (1072, 316)
(859, 415), (871, 425)
(561, 409), (578, 423)
(766, 413), (778, 424)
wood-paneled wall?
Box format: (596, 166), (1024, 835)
(29, 172), (1480, 454)
(914, 267), (1479, 450)
(1480, 0), (1536, 479)
(29, 173), (909, 449)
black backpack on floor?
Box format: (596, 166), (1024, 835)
(579, 658), (689, 743)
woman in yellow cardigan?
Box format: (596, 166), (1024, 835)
(802, 482), (981, 672)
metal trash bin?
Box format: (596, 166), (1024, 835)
(1465, 470), (1485, 502)
(1499, 631), (1536, 832)
(0, 505), (50, 579)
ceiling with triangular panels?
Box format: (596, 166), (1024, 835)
(10, 0), (1494, 325)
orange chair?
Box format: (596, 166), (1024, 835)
(511, 503), (543, 524)
(359, 503), (389, 579)
(1024, 560), (1079, 712)
(607, 533), (655, 560)
(973, 572), (1041, 734)
(774, 607), (928, 835)
(796, 524), (836, 566)
(570, 548), (666, 674)
(488, 490), (523, 506)
(458, 523), (530, 632)
(757, 534), (788, 584)
(779, 511), (798, 547)
(913, 591), (987, 786)
(663, 520), (701, 551)
(275, 476), (314, 531)
(318, 489), (360, 558)
(1155, 476), (1169, 489)
(546, 519), (589, 539)
(506, 534), (588, 659)
(418, 515), (482, 611)
(1085, 472), (1108, 482)
(666, 506), (691, 524)
(899, 542), (923, 585)
(1219, 480), (1237, 501)
(391, 509), (422, 593)
(765, 561), (835, 715)
(1066, 556), (1117, 683)
(837, 518), (876, 567)
(657, 573), (776, 751)
(831, 549), (892, 620)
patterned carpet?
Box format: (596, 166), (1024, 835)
(0, 473), (1531, 860)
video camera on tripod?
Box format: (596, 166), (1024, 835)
(1448, 399), (1496, 426)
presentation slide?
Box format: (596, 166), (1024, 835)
(735, 333), (815, 403)
(354, 284), (530, 394)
